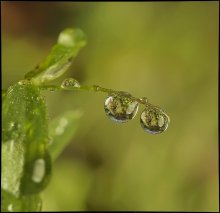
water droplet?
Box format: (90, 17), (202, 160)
(139, 97), (148, 104)
(20, 152), (51, 195)
(104, 92), (139, 123)
(18, 80), (31, 86)
(58, 28), (86, 47)
(48, 88), (55, 92)
(32, 159), (45, 183)
(140, 106), (170, 134)
(61, 78), (80, 89)
(92, 85), (101, 91)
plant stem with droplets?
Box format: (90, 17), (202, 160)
(39, 84), (150, 106)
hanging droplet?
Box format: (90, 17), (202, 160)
(61, 78), (80, 89)
(140, 106), (170, 134)
(104, 92), (139, 123)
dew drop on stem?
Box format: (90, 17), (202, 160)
(18, 80), (32, 86)
(140, 106), (170, 134)
(61, 78), (80, 89)
(104, 92), (139, 123)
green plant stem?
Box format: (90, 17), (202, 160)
(2, 84), (159, 109)
(39, 84), (155, 106)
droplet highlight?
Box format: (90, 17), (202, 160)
(61, 78), (80, 89)
(140, 106), (170, 134)
(20, 152), (51, 195)
(104, 92), (139, 123)
(32, 159), (45, 183)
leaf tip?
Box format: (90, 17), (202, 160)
(58, 28), (87, 48)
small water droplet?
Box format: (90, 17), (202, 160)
(140, 106), (170, 134)
(32, 159), (45, 183)
(140, 97), (148, 104)
(92, 85), (101, 91)
(61, 78), (80, 89)
(18, 80), (31, 86)
(104, 92), (139, 123)
(48, 88), (55, 92)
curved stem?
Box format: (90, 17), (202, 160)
(3, 83), (161, 109)
(39, 84), (113, 93)
(39, 84), (149, 106)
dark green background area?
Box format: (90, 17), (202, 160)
(2, 2), (219, 211)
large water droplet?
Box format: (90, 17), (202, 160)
(104, 92), (139, 123)
(61, 78), (80, 89)
(140, 106), (170, 134)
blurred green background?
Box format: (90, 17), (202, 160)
(2, 1), (219, 211)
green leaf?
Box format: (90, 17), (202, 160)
(24, 28), (87, 85)
(1, 189), (42, 212)
(48, 110), (82, 161)
(2, 82), (51, 197)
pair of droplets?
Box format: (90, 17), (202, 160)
(104, 91), (170, 134)
(61, 78), (170, 134)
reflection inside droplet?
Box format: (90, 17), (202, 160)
(140, 106), (170, 134)
(104, 93), (139, 123)
(32, 159), (45, 183)
(61, 78), (80, 89)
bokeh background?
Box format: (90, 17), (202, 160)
(2, 1), (219, 211)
